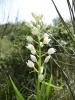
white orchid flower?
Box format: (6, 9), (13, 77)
(38, 74), (44, 81)
(26, 36), (33, 43)
(26, 44), (36, 54)
(32, 27), (39, 35)
(43, 36), (51, 44)
(48, 48), (56, 55)
(30, 55), (37, 62)
(44, 55), (51, 63)
(26, 60), (34, 68)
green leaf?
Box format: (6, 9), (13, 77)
(9, 76), (24, 100)
(46, 74), (53, 99)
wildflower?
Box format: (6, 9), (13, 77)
(26, 60), (34, 68)
(26, 36), (33, 43)
(40, 42), (43, 47)
(30, 55), (37, 62)
(32, 27), (39, 35)
(43, 36), (51, 44)
(38, 74), (44, 81)
(26, 44), (36, 54)
(48, 48), (56, 55)
(44, 55), (51, 63)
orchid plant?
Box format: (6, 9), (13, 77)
(26, 14), (62, 100)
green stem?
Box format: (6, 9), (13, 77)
(36, 31), (41, 100)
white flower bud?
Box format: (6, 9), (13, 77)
(44, 55), (51, 63)
(26, 60), (34, 68)
(26, 44), (33, 50)
(26, 36), (33, 43)
(43, 37), (51, 44)
(32, 27), (39, 35)
(30, 55), (37, 62)
(26, 44), (36, 54)
(44, 33), (49, 37)
(40, 42), (43, 47)
(38, 74), (44, 81)
(31, 49), (36, 55)
(48, 48), (56, 55)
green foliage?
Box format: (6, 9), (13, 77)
(0, 36), (13, 60)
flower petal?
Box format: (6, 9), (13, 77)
(26, 44), (36, 54)
(26, 60), (34, 68)
(26, 36), (33, 43)
(48, 48), (56, 55)
(32, 27), (39, 35)
(38, 74), (44, 81)
(30, 55), (37, 62)
(44, 55), (51, 63)
(43, 37), (51, 44)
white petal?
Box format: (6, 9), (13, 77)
(30, 55), (37, 62)
(43, 37), (51, 44)
(44, 55), (51, 63)
(26, 36), (33, 43)
(44, 33), (49, 37)
(32, 27), (39, 35)
(26, 44), (36, 54)
(48, 48), (56, 55)
(38, 74), (44, 81)
(31, 49), (36, 54)
(26, 60), (34, 68)
(26, 44), (33, 50)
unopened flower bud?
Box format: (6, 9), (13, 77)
(30, 55), (37, 62)
(48, 48), (56, 55)
(26, 60), (34, 68)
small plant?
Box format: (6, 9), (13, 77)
(9, 14), (63, 100)
(26, 14), (62, 100)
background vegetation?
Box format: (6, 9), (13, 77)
(0, 0), (75, 100)
(0, 18), (75, 100)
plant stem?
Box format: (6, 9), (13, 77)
(36, 31), (41, 100)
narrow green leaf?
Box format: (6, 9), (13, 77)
(46, 74), (53, 99)
(43, 81), (62, 89)
(9, 76), (24, 100)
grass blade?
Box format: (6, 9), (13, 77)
(51, 0), (75, 41)
(67, 0), (75, 34)
(9, 76), (24, 100)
